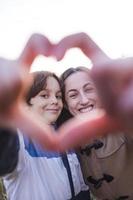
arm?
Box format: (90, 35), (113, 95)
(0, 32), (131, 153)
(0, 34), (59, 151)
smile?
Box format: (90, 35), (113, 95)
(79, 104), (95, 113)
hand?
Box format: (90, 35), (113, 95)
(54, 32), (110, 64)
(0, 32), (130, 152)
(0, 33), (54, 127)
(57, 109), (120, 151)
(0, 33), (63, 151)
(91, 57), (133, 130)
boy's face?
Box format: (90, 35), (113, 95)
(64, 71), (100, 116)
(30, 76), (63, 125)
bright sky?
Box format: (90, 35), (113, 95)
(0, 0), (133, 75)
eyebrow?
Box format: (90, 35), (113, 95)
(67, 89), (77, 95)
(67, 82), (93, 95)
(83, 82), (94, 89)
(56, 90), (62, 94)
(39, 89), (62, 94)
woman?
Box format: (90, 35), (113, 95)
(60, 66), (133, 200)
(1, 71), (90, 200)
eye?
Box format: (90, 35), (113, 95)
(85, 87), (94, 93)
(56, 94), (62, 99)
(69, 93), (78, 99)
(40, 94), (49, 99)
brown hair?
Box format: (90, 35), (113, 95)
(26, 71), (62, 105)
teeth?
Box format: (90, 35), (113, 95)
(79, 105), (94, 113)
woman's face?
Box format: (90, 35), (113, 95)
(64, 71), (100, 116)
(29, 76), (63, 125)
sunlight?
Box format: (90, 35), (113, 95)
(1, 0), (133, 74)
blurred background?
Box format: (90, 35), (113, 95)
(0, 1), (133, 199)
(0, 0), (133, 75)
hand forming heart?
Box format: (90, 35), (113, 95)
(91, 55), (133, 131)
(0, 32), (132, 151)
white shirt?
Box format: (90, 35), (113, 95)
(3, 131), (88, 200)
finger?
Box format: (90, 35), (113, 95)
(54, 38), (70, 61)
(57, 110), (120, 151)
(54, 33), (90, 61)
(0, 59), (23, 111)
(18, 33), (53, 69)
(14, 104), (60, 151)
(117, 82), (133, 128)
(91, 58), (133, 116)
(55, 32), (109, 63)
(74, 33), (109, 65)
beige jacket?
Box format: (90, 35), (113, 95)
(79, 133), (133, 200)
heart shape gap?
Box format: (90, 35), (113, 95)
(0, 32), (112, 151)
(31, 49), (92, 75)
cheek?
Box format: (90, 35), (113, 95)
(67, 99), (77, 111)
(87, 92), (98, 99)
(32, 100), (46, 111)
(31, 96), (43, 105)
(35, 102), (44, 109)
(31, 104), (42, 116)
(87, 93), (101, 107)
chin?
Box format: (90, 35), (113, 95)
(49, 116), (59, 124)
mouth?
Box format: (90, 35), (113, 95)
(78, 104), (95, 113)
(46, 108), (60, 113)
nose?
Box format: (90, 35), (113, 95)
(50, 95), (58, 104)
(79, 92), (89, 105)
